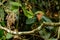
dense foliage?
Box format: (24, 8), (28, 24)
(0, 0), (60, 40)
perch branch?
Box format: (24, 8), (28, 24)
(0, 22), (60, 35)
(0, 23), (43, 35)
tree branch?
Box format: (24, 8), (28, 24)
(0, 22), (60, 35)
(43, 22), (60, 26)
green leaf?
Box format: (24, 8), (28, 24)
(0, 8), (4, 21)
(10, 1), (21, 6)
(0, 21), (5, 26)
(13, 9), (19, 14)
(42, 16), (52, 22)
(26, 10), (34, 18)
(22, 6), (34, 18)
(10, 6), (18, 10)
(1, 36), (6, 40)
(26, 17), (36, 24)
(0, 29), (4, 38)
(6, 33), (13, 39)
